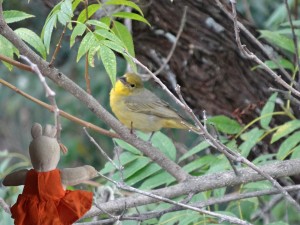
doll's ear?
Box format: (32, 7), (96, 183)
(31, 123), (42, 139)
(44, 124), (57, 138)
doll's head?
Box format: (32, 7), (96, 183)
(29, 123), (60, 172)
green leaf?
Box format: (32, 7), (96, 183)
(3, 10), (34, 24)
(77, 4), (101, 23)
(183, 156), (212, 173)
(94, 29), (124, 46)
(291, 145), (300, 159)
(86, 19), (110, 30)
(88, 45), (100, 67)
(14, 28), (47, 59)
(105, 0), (144, 16)
(112, 12), (150, 26)
(76, 32), (97, 61)
(42, 15), (57, 53)
(277, 131), (300, 160)
(259, 30), (294, 53)
(112, 21), (137, 72)
(0, 35), (19, 70)
(122, 156), (151, 180)
(260, 92), (277, 129)
(72, 0), (82, 11)
(151, 131), (176, 161)
(101, 151), (139, 174)
(239, 128), (264, 157)
(271, 120), (300, 143)
(114, 138), (141, 155)
(70, 23), (87, 47)
(264, 59), (294, 71)
(253, 153), (276, 165)
(207, 115), (242, 134)
(140, 171), (175, 190)
(99, 45), (117, 86)
(126, 163), (161, 186)
(179, 140), (210, 162)
(99, 40), (124, 53)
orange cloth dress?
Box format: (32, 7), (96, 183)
(11, 169), (93, 225)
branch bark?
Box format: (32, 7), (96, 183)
(83, 159), (300, 218)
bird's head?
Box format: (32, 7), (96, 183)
(114, 73), (144, 95)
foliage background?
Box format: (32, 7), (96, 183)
(1, 0), (300, 224)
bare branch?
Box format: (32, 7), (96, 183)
(95, 173), (251, 225)
(83, 159), (300, 219)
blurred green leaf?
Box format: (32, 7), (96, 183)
(122, 156), (151, 180)
(99, 40), (124, 53)
(70, 23), (87, 47)
(291, 145), (300, 159)
(105, 0), (144, 16)
(77, 4), (101, 23)
(76, 32), (97, 61)
(259, 30), (294, 53)
(112, 21), (137, 72)
(14, 28), (47, 59)
(94, 29), (124, 46)
(0, 35), (19, 70)
(112, 12), (150, 26)
(207, 115), (242, 134)
(239, 128), (264, 157)
(86, 19), (110, 30)
(271, 120), (300, 143)
(99, 45), (117, 86)
(264, 59), (294, 71)
(126, 163), (161, 186)
(260, 92), (277, 129)
(151, 131), (176, 161)
(101, 151), (139, 174)
(42, 15), (57, 53)
(179, 140), (210, 162)
(277, 131), (300, 160)
(3, 10), (34, 24)
(140, 171), (175, 190)
(113, 138), (141, 155)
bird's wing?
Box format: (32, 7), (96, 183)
(125, 90), (182, 120)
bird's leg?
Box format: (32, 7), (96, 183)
(225, 154), (240, 176)
(147, 132), (155, 142)
(130, 121), (133, 134)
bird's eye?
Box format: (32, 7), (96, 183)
(130, 83), (135, 88)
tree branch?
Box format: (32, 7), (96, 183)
(0, 3), (190, 182)
(82, 159), (300, 219)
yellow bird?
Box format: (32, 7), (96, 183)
(110, 73), (199, 133)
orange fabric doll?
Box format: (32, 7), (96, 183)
(3, 123), (98, 225)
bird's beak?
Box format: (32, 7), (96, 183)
(119, 76), (127, 85)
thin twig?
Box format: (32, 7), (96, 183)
(0, 197), (11, 214)
(49, 25), (67, 66)
(0, 78), (119, 138)
(20, 55), (62, 142)
(284, 0), (300, 83)
(83, 127), (121, 169)
(269, 87), (300, 105)
(153, 6), (187, 76)
(0, 54), (32, 71)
